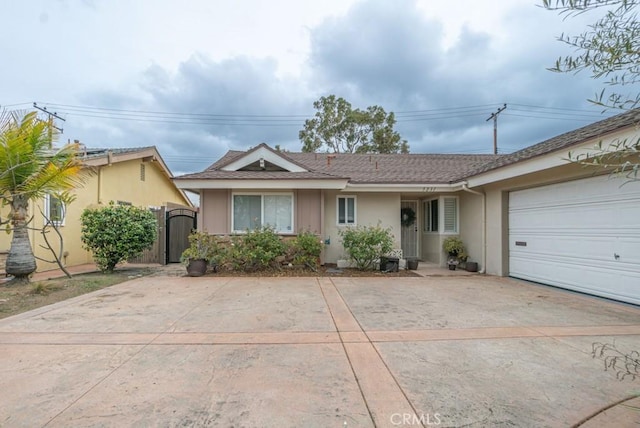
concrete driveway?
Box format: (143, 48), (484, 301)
(1, 271), (639, 427)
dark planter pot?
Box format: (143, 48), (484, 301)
(407, 259), (419, 270)
(186, 259), (208, 277)
(448, 263), (457, 271)
(466, 261), (478, 272)
(381, 257), (399, 272)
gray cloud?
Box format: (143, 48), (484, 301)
(54, 0), (616, 176)
(307, 0), (610, 153)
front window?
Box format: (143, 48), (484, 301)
(337, 196), (356, 225)
(233, 193), (293, 233)
(423, 199), (438, 232)
(45, 194), (65, 226)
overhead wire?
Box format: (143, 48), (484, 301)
(31, 101), (616, 127)
(15, 101), (620, 163)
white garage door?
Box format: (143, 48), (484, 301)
(509, 175), (640, 305)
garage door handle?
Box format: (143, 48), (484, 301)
(614, 253), (620, 260)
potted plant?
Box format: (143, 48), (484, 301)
(442, 236), (466, 271)
(180, 231), (220, 276)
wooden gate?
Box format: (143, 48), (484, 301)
(166, 208), (197, 263)
(128, 207), (165, 264)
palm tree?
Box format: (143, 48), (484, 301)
(0, 110), (85, 283)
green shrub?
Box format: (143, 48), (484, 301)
(289, 230), (323, 270)
(224, 226), (285, 271)
(340, 224), (394, 270)
(81, 202), (157, 272)
(180, 231), (222, 265)
(442, 236), (465, 257)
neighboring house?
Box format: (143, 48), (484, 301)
(0, 146), (193, 273)
(175, 109), (640, 305)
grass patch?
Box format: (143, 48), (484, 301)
(0, 267), (155, 319)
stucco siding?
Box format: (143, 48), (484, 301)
(459, 191), (484, 270)
(420, 232), (440, 264)
(295, 189), (322, 233)
(201, 189), (229, 234)
(323, 191), (401, 264)
(98, 160), (188, 207)
(30, 172), (99, 271)
(2, 157), (192, 274)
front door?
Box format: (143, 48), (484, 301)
(401, 200), (419, 259)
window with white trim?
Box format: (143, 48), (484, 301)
(443, 197), (458, 233)
(423, 199), (438, 232)
(337, 196), (356, 226)
(44, 194), (65, 226)
(232, 193), (293, 233)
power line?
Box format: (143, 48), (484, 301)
(23, 101), (617, 130)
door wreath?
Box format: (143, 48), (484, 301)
(401, 207), (416, 227)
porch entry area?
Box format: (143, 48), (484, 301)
(401, 200), (419, 259)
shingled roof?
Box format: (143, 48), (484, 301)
(176, 108), (640, 186)
(176, 147), (501, 184)
(470, 108), (640, 176)
(285, 152), (500, 184)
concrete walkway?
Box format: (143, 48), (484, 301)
(1, 272), (639, 427)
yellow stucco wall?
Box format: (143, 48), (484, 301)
(0, 157), (191, 273)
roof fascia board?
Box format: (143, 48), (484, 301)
(82, 148), (155, 167)
(344, 183), (457, 192)
(221, 146), (307, 172)
(82, 147), (193, 207)
(175, 178), (348, 190)
(467, 127), (639, 187)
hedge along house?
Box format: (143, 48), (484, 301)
(0, 146), (193, 274)
(176, 109), (640, 305)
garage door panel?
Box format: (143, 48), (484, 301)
(509, 175), (640, 305)
(510, 256), (640, 304)
(509, 234), (617, 262)
(510, 205), (615, 230)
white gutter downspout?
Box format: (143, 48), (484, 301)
(461, 182), (486, 274)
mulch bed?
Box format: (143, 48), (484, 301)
(198, 264), (420, 278)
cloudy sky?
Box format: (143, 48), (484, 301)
(2, 0), (617, 175)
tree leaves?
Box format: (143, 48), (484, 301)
(299, 95), (409, 153)
(543, 0), (640, 110)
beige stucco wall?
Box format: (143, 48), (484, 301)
(0, 158), (191, 273)
(459, 191), (484, 269)
(295, 189), (322, 234)
(420, 231), (440, 264)
(200, 189), (229, 233)
(323, 191), (401, 264)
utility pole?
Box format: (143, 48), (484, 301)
(486, 103), (507, 154)
(33, 102), (65, 147)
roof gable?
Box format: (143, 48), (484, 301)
(220, 143), (308, 172)
(81, 146), (193, 207)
